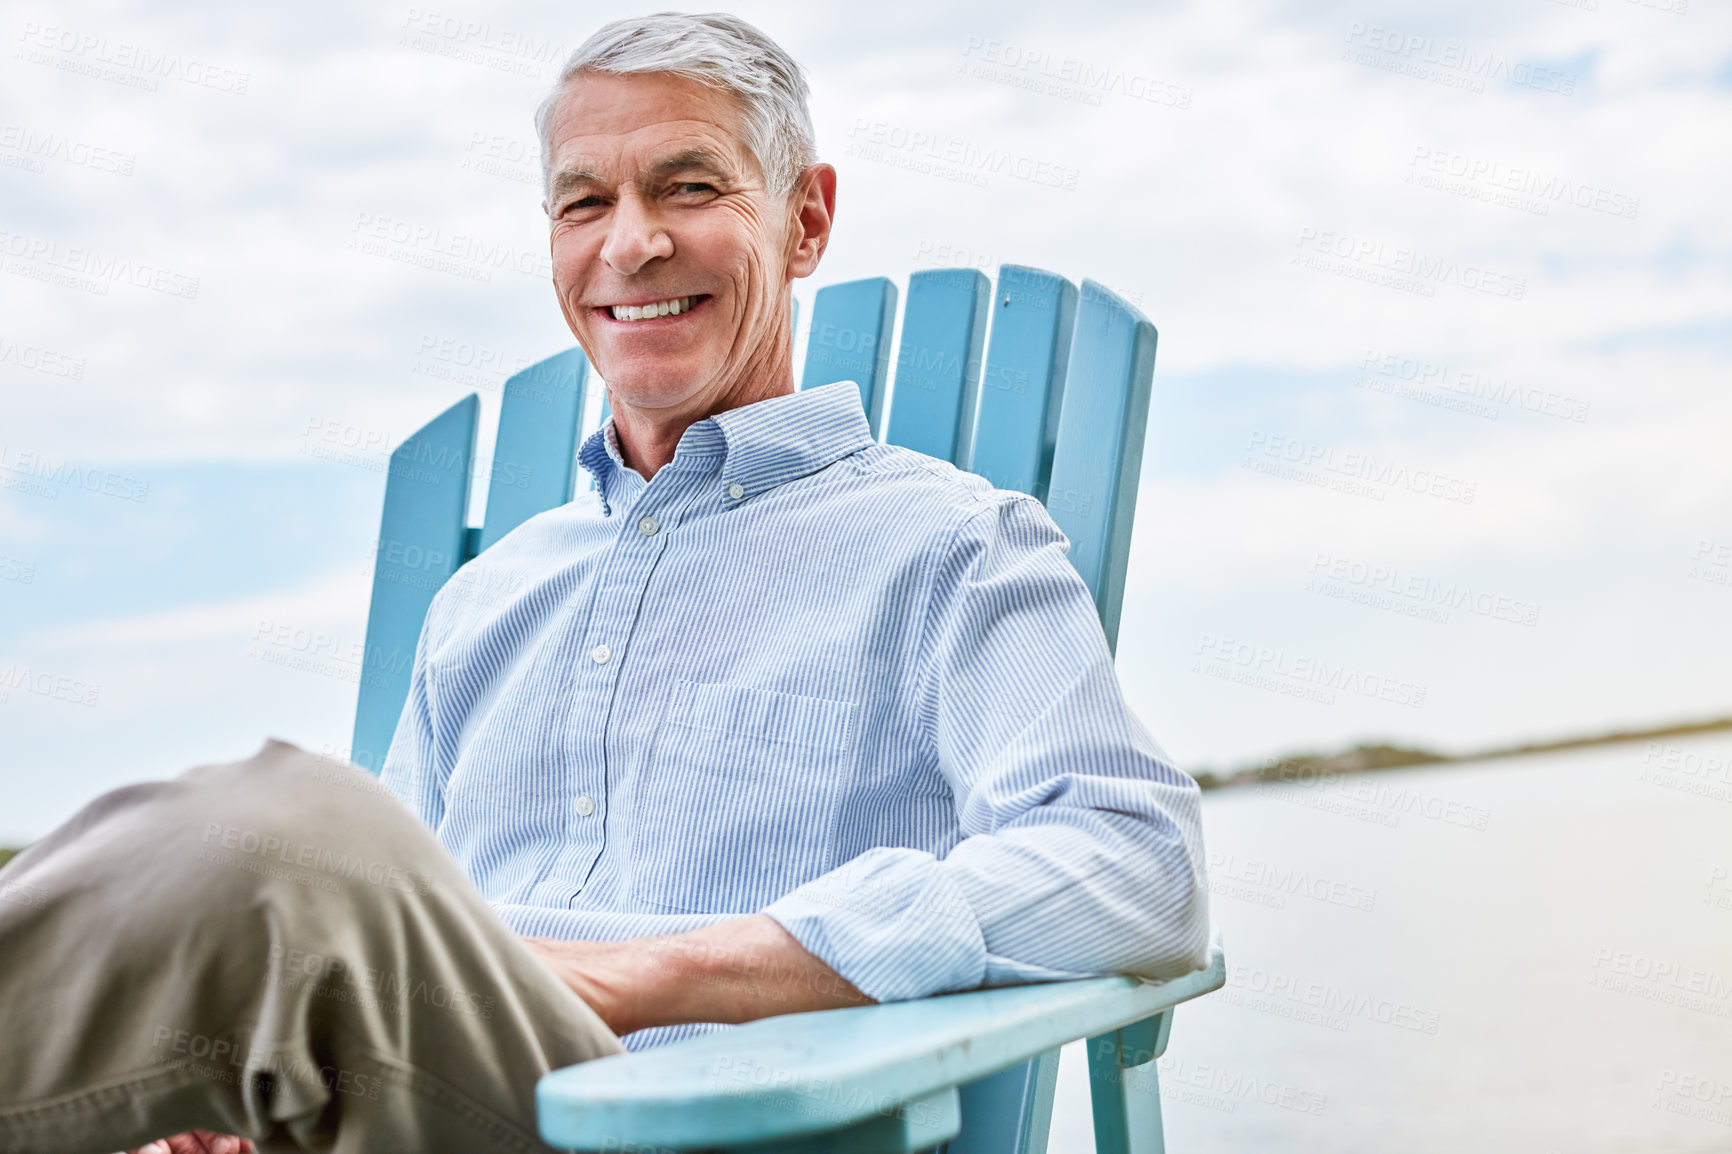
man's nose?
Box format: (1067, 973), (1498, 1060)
(599, 192), (674, 276)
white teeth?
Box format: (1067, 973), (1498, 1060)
(610, 296), (697, 322)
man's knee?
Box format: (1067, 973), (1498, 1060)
(175, 740), (455, 901)
(4, 740), (449, 936)
(180, 740), (419, 838)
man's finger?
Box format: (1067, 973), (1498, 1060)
(128, 1133), (249, 1154)
(128, 1138), (185, 1154)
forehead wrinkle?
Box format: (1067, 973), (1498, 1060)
(554, 142), (740, 192)
(548, 111), (748, 188)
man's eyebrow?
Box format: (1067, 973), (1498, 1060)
(548, 167), (604, 202)
(647, 147), (734, 180)
(547, 148), (736, 203)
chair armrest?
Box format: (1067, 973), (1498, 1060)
(537, 940), (1225, 1151)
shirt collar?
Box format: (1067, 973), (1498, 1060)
(577, 381), (873, 513)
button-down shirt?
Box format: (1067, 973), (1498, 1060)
(380, 381), (1209, 1050)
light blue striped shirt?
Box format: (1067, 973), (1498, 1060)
(380, 380), (1210, 1050)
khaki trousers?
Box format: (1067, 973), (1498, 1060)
(0, 739), (624, 1154)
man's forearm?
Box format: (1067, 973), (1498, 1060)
(523, 913), (874, 1037)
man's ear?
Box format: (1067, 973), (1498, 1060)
(786, 163), (837, 281)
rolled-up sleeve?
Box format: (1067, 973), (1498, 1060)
(765, 495), (1211, 1002)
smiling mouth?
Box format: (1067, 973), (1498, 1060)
(601, 294), (708, 322)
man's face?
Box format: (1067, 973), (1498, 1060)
(542, 71), (811, 418)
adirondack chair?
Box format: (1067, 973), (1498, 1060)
(350, 265), (1225, 1154)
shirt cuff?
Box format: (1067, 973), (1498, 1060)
(762, 846), (987, 1002)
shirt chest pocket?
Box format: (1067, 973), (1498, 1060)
(630, 679), (855, 914)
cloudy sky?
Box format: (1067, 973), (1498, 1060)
(2, 0), (1728, 844)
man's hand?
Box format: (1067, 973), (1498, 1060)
(129, 1132), (254, 1154)
(522, 913), (874, 1036)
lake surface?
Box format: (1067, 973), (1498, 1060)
(1044, 733), (1732, 1154)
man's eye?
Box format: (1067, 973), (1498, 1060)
(557, 195), (604, 217)
(675, 182), (716, 196)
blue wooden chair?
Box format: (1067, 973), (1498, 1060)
(351, 265), (1225, 1154)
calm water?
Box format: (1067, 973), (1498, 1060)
(1044, 733), (1732, 1153)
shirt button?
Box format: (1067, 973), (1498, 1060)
(638, 515), (659, 537)
(727, 482), (745, 500)
(575, 795), (596, 817)
(591, 644), (611, 665)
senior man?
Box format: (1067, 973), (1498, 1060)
(0, 12), (1208, 1154)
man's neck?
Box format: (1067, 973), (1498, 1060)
(609, 363), (796, 481)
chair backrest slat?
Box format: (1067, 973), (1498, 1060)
(883, 269), (990, 465)
(479, 348), (591, 551)
(800, 276), (897, 437)
(1043, 280), (1157, 655)
(965, 266), (1078, 499)
(352, 394), (479, 771)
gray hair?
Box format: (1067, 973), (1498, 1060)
(535, 12), (818, 200)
